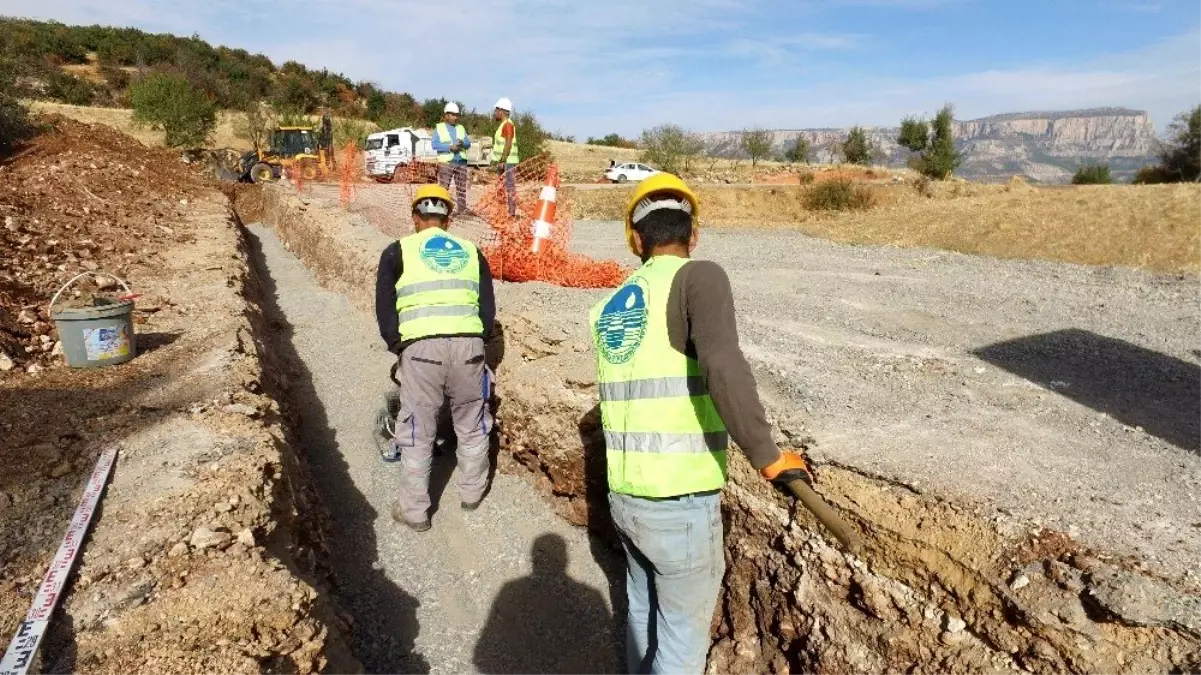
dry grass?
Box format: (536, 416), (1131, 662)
(567, 182), (1201, 273)
(567, 185), (852, 224)
(546, 139), (796, 184)
(810, 183), (1200, 273)
(27, 101), (375, 150)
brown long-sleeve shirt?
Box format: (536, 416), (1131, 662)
(663, 259), (781, 470)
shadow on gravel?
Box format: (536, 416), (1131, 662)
(975, 328), (1200, 454)
(580, 404), (629, 671)
(473, 533), (614, 674)
(245, 227), (430, 674)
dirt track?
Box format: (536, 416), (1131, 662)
(244, 224), (621, 674)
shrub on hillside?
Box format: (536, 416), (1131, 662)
(44, 70), (96, 106)
(586, 133), (637, 149)
(804, 179), (875, 211)
(0, 60), (35, 153)
(1132, 165), (1173, 184)
(513, 111), (547, 160)
(334, 117), (371, 149)
(130, 72), (216, 148)
(1071, 164), (1112, 184)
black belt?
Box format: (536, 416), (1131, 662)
(632, 489), (721, 502)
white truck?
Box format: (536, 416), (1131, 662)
(364, 127), (436, 181)
(364, 127), (493, 182)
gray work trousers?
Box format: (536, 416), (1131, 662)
(438, 164), (471, 214)
(394, 336), (492, 522)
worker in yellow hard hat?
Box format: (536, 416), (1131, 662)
(375, 183), (496, 532)
(589, 173), (813, 673)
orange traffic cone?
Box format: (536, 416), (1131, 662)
(530, 164), (559, 253)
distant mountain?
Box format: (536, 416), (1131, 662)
(700, 108), (1161, 183)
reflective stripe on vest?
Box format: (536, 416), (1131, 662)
(435, 123), (468, 164)
(396, 278), (481, 298)
(490, 120), (519, 165)
(590, 255), (728, 498)
(397, 304), (478, 324)
(603, 430), (729, 454)
(598, 375), (708, 401)
(396, 228), (483, 340)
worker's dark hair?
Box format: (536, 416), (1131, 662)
(412, 208), (449, 225)
(632, 209), (692, 261)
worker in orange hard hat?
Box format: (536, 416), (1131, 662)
(375, 184), (496, 532)
(589, 173), (813, 673)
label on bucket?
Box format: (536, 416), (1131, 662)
(82, 326), (130, 361)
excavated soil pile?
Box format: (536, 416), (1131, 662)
(0, 116), (207, 373)
(258, 184), (1200, 674)
(0, 120), (355, 673)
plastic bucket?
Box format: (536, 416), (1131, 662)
(49, 273), (138, 368)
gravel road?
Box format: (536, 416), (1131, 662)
(246, 225), (621, 674)
(502, 220), (1201, 583)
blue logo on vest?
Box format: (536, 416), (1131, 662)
(596, 281), (647, 364)
(421, 235), (470, 273)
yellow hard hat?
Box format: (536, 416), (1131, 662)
(412, 183), (454, 216)
(624, 173), (700, 254)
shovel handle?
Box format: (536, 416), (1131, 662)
(785, 478), (863, 555)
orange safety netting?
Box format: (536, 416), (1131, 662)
(291, 145), (629, 289)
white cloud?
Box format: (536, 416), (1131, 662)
(1, 0), (1196, 137)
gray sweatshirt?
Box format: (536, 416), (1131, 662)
(663, 259), (782, 470)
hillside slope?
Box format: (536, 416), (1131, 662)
(700, 108), (1160, 183)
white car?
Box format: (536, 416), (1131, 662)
(605, 162), (659, 183)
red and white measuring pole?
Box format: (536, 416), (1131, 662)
(0, 445), (119, 675)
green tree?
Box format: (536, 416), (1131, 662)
(923, 104), (962, 179)
(841, 126), (874, 165)
(233, 102), (275, 150)
(640, 124), (705, 174)
(1071, 164), (1112, 184)
(897, 104), (961, 179)
(129, 72), (216, 148)
(784, 134), (811, 164)
(897, 115), (929, 152)
(1161, 105), (1200, 182)
(740, 127), (774, 167)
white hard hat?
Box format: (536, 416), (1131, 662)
(444, 102), (461, 114)
(494, 98), (512, 112)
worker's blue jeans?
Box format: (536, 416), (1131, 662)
(608, 490), (724, 675)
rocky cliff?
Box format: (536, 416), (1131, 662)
(702, 108), (1160, 183)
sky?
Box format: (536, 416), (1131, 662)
(1, 0), (1199, 138)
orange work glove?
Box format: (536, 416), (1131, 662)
(760, 450), (814, 489)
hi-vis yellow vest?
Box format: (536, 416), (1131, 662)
(589, 255), (728, 498)
(434, 122), (468, 164)
(396, 228), (483, 341)
(490, 119), (519, 165)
